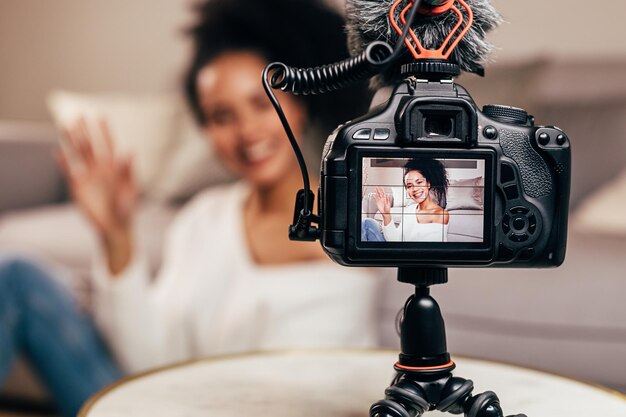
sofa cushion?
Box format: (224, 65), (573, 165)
(0, 121), (65, 212)
(377, 229), (626, 391)
(0, 203), (178, 305)
(446, 177), (484, 210)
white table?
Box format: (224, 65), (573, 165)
(80, 350), (626, 417)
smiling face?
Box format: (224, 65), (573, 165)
(196, 52), (307, 188)
(404, 170), (431, 204)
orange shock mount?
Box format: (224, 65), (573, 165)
(389, 0), (474, 60)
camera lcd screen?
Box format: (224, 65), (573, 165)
(361, 157), (486, 243)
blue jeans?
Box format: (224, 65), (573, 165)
(0, 256), (123, 417)
(361, 218), (385, 242)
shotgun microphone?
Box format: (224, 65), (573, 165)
(345, 0), (502, 85)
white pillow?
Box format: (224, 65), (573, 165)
(47, 90), (232, 202)
(446, 177), (484, 210)
(47, 90), (181, 194)
(391, 187), (406, 207)
(572, 169), (626, 235)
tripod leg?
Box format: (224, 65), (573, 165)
(464, 391), (527, 417)
(436, 377), (474, 414)
(370, 376), (430, 417)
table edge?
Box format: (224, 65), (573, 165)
(79, 349), (626, 417)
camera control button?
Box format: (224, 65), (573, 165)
(538, 132), (550, 145)
(518, 248), (535, 260)
(528, 215), (537, 234)
(502, 214), (511, 234)
(373, 129), (390, 140)
(353, 128), (371, 140)
(510, 206), (529, 215)
(500, 163), (516, 184)
(504, 184), (519, 200)
(512, 217), (527, 231)
(483, 126), (498, 140)
(498, 244), (515, 260)
(510, 233), (529, 243)
(556, 134), (567, 145)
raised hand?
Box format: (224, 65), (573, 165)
(56, 118), (137, 274)
(374, 187), (393, 226)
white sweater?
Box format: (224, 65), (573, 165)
(382, 206), (449, 242)
(92, 183), (379, 373)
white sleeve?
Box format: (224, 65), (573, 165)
(92, 250), (158, 372)
(91, 204), (199, 373)
(382, 219), (402, 242)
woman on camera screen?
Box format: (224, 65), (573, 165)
(362, 158), (450, 242)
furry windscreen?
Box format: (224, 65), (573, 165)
(345, 0), (502, 86)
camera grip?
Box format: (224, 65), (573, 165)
(499, 130), (552, 198)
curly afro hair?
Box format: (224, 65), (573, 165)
(404, 158), (449, 207)
(184, 0), (372, 135)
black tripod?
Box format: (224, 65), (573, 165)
(370, 268), (527, 417)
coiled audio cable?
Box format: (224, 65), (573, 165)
(262, 0), (424, 240)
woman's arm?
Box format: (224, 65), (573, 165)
(374, 187), (402, 241)
(57, 119), (137, 276)
(381, 218), (402, 242)
(374, 187), (393, 226)
(91, 198), (203, 373)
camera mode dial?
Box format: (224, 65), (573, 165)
(483, 105), (529, 126)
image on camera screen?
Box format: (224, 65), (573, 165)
(361, 157), (485, 243)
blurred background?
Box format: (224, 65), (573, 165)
(1, 0), (625, 415)
(3, 0), (626, 122)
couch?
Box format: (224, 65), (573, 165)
(1, 59), (625, 414)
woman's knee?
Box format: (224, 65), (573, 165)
(0, 257), (24, 289)
(361, 218), (384, 242)
(361, 219), (377, 233)
(0, 257), (59, 297)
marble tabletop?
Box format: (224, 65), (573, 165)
(80, 350), (626, 417)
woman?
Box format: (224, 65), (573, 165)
(0, 1), (376, 415)
(363, 159), (449, 242)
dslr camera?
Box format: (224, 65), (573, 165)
(265, 2), (571, 415)
(319, 74), (571, 267)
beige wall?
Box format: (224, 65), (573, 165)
(1, 0), (624, 122)
(0, 0), (194, 121)
(489, 0), (626, 61)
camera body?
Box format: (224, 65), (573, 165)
(319, 78), (571, 267)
